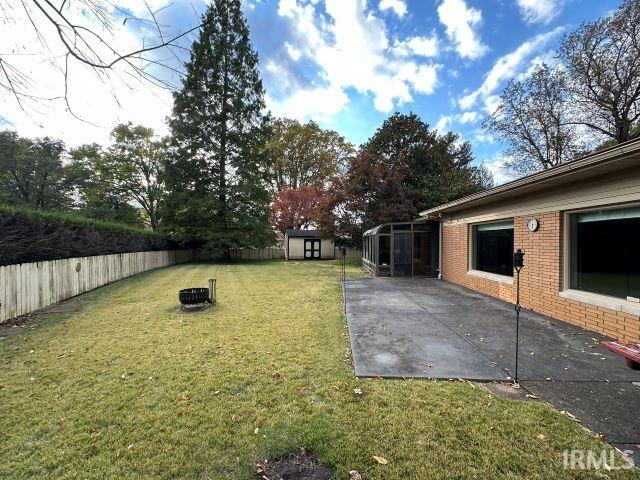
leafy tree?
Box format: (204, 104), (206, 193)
(482, 64), (585, 175)
(362, 113), (486, 211)
(270, 186), (328, 233)
(266, 118), (354, 190)
(108, 123), (167, 230)
(559, 0), (640, 143)
(164, 0), (273, 249)
(329, 113), (489, 242)
(0, 131), (72, 210)
(596, 122), (640, 151)
(473, 163), (495, 190)
(66, 144), (142, 227)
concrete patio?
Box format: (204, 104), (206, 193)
(344, 277), (640, 450)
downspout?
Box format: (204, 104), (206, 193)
(438, 217), (443, 280)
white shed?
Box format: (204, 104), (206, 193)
(284, 229), (335, 260)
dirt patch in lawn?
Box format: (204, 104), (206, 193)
(480, 381), (541, 402)
(0, 296), (87, 336)
(256, 450), (335, 480)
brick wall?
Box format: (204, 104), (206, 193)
(441, 213), (640, 343)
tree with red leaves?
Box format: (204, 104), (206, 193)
(270, 186), (327, 233)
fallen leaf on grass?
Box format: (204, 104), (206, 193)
(353, 388), (363, 395)
(178, 395), (187, 402)
(536, 434), (547, 441)
(372, 455), (388, 465)
(0, 384), (4, 390)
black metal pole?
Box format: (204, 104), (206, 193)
(514, 266), (521, 383)
(513, 248), (524, 384)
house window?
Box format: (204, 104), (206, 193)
(472, 220), (514, 276)
(570, 207), (640, 301)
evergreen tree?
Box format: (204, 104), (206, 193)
(164, 0), (273, 249)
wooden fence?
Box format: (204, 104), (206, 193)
(340, 247), (363, 260)
(224, 246), (361, 261)
(0, 250), (193, 323)
(196, 246), (361, 261)
(230, 247), (286, 261)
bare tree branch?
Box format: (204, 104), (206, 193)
(0, 0), (202, 124)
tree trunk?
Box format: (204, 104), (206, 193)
(617, 120), (631, 143)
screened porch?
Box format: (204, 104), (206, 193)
(362, 221), (440, 277)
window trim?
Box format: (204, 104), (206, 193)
(468, 218), (515, 281)
(562, 202), (640, 312)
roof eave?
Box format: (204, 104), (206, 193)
(419, 138), (640, 218)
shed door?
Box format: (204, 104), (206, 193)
(304, 239), (321, 260)
(393, 232), (412, 276)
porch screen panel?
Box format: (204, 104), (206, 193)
(570, 207), (640, 300)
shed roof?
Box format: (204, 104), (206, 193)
(285, 229), (323, 238)
(418, 137), (640, 219)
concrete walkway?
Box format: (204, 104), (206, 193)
(344, 277), (640, 449)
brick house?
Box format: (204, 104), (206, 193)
(418, 139), (640, 343)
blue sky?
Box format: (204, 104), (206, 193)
(2, 0), (621, 182)
(242, 0), (620, 182)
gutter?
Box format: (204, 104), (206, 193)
(419, 138), (640, 218)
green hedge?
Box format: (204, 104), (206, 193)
(0, 205), (182, 266)
(0, 205), (163, 238)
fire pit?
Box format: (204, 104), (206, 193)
(179, 279), (216, 310)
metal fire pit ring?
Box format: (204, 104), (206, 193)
(178, 279), (216, 311)
(179, 288), (210, 306)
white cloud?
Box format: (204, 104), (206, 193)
(393, 34), (439, 58)
(266, 86), (349, 123)
(379, 0), (407, 17)
(437, 0), (488, 60)
(459, 27), (563, 110)
(458, 111), (479, 124)
(435, 115), (453, 132)
(285, 42), (302, 60)
(516, 0), (564, 25)
(482, 156), (515, 185)
(273, 0), (441, 119)
(117, 0), (172, 16)
(474, 131), (494, 144)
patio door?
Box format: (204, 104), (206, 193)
(393, 232), (412, 276)
(304, 239), (321, 260)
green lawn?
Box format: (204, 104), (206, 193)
(0, 261), (633, 479)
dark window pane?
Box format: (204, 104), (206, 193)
(571, 210), (640, 300)
(393, 224), (411, 230)
(474, 223), (514, 276)
(379, 236), (390, 265)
